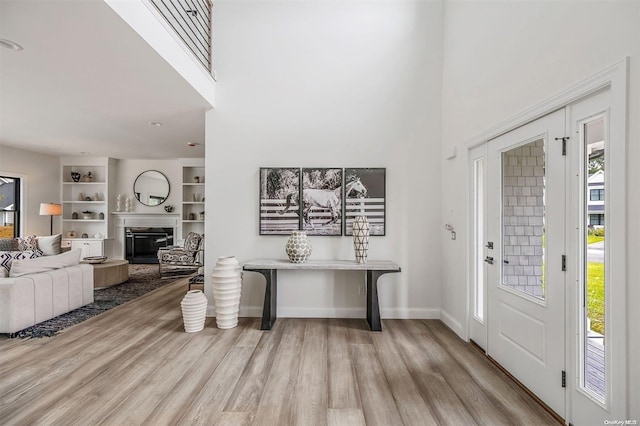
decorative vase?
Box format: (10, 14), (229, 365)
(211, 256), (242, 329)
(285, 231), (312, 263)
(116, 194), (122, 212)
(352, 216), (370, 263)
(71, 171), (81, 182)
(98, 212), (105, 220)
(180, 290), (208, 333)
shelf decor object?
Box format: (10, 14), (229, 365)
(352, 216), (370, 263)
(285, 230), (312, 263)
(211, 256), (242, 329)
(180, 290), (208, 333)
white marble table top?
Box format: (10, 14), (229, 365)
(243, 259), (401, 271)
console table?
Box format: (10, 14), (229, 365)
(243, 259), (401, 331)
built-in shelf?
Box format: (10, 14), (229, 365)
(61, 157), (117, 257)
(181, 161), (205, 239)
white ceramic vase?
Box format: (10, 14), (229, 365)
(285, 231), (312, 263)
(353, 216), (370, 263)
(211, 256), (242, 329)
(180, 290), (208, 333)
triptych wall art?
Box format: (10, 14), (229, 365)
(259, 167), (386, 236)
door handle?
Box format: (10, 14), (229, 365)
(484, 256), (494, 264)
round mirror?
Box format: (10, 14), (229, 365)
(133, 170), (170, 206)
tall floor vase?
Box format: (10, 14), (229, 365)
(353, 216), (370, 263)
(181, 290), (208, 333)
(211, 256), (242, 329)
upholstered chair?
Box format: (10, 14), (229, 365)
(157, 232), (204, 278)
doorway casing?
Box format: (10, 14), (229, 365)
(464, 58), (628, 423)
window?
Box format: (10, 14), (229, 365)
(590, 188), (604, 201)
(0, 176), (20, 237)
(589, 214), (604, 226)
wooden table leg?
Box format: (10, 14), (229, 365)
(254, 269), (277, 330)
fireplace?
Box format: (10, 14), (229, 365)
(125, 227), (174, 264)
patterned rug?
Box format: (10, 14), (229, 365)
(9, 264), (186, 339)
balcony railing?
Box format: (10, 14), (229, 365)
(149, 0), (213, 73)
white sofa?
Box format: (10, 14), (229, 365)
(0, 248), (94, 334)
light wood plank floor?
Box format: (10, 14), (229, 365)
(0, 278), (560, 426)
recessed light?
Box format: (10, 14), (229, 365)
(0, 38), (24, 51)
(187, 142), (199, 147)
(149, 121), (163, 127)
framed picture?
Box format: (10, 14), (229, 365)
(301, 168), (343, 236)
(344, 168), (386, 236)
(259, 168), (301, 235)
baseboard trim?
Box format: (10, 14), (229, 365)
(207, 305), (440, 319)
(440, 309), (464, 338)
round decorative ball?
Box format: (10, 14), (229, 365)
(285, 231), (312, 263)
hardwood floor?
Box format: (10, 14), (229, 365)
(0, 279), (560, 426)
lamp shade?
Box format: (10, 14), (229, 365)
(39, 203), (62, 216)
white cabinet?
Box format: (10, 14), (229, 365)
(181, 160), (205, 239)
(63, 239), (104, 258)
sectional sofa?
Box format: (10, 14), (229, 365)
(0, 235), (94, 334)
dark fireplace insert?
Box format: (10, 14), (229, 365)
(125, 227), (174, 264)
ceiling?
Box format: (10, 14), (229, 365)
(0, 0), (211, 160)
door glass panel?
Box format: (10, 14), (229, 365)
(582, 116), (606, 401)
(474, 158), (484, 320)
(501, 139), (546, 300)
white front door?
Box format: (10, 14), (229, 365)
(486, 108), (566, 417)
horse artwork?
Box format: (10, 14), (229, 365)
(301, 168), (344, 235)
(302, 186), (341, 228)
(344, 168), (386, 236)
(259, 168), (301, 235)
(259, 167), (384, 236)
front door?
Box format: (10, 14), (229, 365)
(486, 108), (566, 417)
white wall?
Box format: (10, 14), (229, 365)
(439, 0), (640, 418)
(206, 1), (443, 318)
(0, 145), (61, 236)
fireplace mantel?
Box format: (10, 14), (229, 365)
(112, 212), (181, 259)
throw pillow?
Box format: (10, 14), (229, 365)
(9, 249), (82, 277)
(183, 232), (202, 251)
(0, 238), (16, 251)
(16, 235), (39, 251)
(0, 266), (7, 278)
(36, 234), (62, 256)
(0, 250), (43, 275)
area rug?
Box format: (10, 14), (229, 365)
(10, 265), (186, 339)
